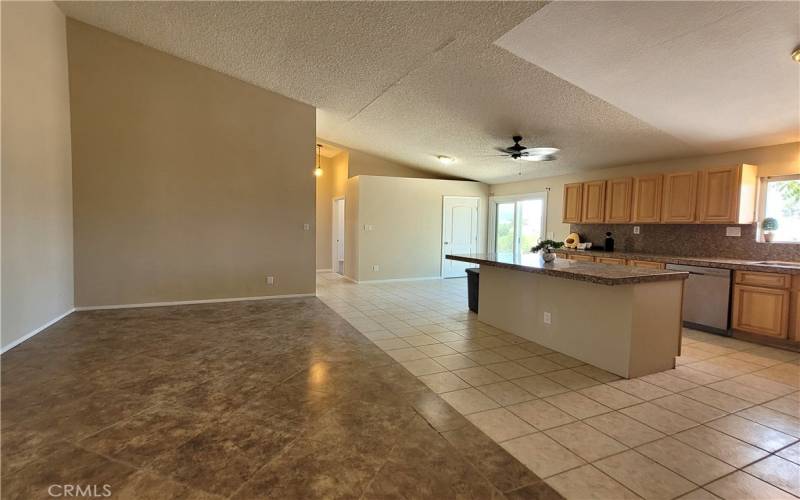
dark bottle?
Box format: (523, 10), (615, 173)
(604, 232), (615, 252)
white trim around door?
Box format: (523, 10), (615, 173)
(488, 191), (548, 259)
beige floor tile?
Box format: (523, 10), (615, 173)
(707, 380), (776, 404)
(639, 372), (699, 393)
(752, 364), (800, 389)
(543, 352), (584, 368)
(744, 455), (800, 497)
(681, 387), (753, 413)
(417, 324), (449, 334)
(476, 381), (536, 406)
(736, 405), (800, 437)
(516, 355), (563, 374)
(374, 338), (412, 350)
(518, 342), (553, 356)
(706, 471), (796, 500)
(595, 450), (695, 500)
(573, 364), (622, 383)
(691, 343), (738, 357)
(464, 349), (508, 365)
(679, 345), (719, 361)
(546, 464), (640, 500)
(493, 345), (534, 361)
(728, 350), (788, 367)
(414, 343), (456, 358)
(673, 426), (768, 468)
(731, 374), (797, 397)
(621, 402), (698, 434)
(444, 340), (485, 353)
(400, 358), (447, 376)
(440, 388), (499, 415)
(386, 347), (431, 362)
(670, 366), (724, 385)
(585, 412), (665, 447)
(513, 375), (570, 398)
(467, 408), (536, 443)
(676, 488), (721, 500)
(763, 393), (800, 418)
(545, 391), (612, 419)
(609, 379), (673, 401)
(501, 433), (585, 478)
(706, 414), (797, 452)
(452, 366), (505, 386)
(507, 399), (576, 430)
(484, 361), (534, 380)
(433, 353), (478, 370)
(544, 369), (600, 390)
(579, 384), (644, 410)
(777, 442), (800, 465)
(690, 358), (761, 379)
(428, 331), (466, 343)
(474, 336), (512, 349)
(545, 422), (627, 461)
(417, 371), (470, 393)
(636, 437), (734, 485)
(363, 330), (399, 341)
(651, 394), (728, 423)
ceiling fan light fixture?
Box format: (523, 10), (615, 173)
(793, 46), (800, 63)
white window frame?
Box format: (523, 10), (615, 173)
(487, 191), (548, 256)
(757, 174), (800, 244)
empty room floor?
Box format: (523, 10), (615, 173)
(1, 274), (797, 499)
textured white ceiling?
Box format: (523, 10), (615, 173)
(56, 1), (786, 184)
(496, 1), (800, 154)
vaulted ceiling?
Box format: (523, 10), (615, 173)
(57, 1), (799, 184)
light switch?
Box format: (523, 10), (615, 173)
(633, 226), (641, 235)
(725, 227), (741, 237)
(303, 224), (310, 231)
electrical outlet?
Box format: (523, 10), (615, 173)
(726, 227), (741, 237)
(543, 312), (552, 325)
(266, 276), (274, 286)
(372, 265), (380, 272)
(633, 226), (641, 235)
(303, 223), (310, 231)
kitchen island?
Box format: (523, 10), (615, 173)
(447, 253), (689, 378)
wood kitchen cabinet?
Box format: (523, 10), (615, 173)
(632, 175), (663, 223)
(698, 164), (757, 224)
(581, 180), (606, 223)
(627, 259), (665, 270)
(562, 183), (582, 223)
(596, 257), (626, 265)
(662, 171), (698, 223)
(568, 254), (595, 262)
(732, 271), (790, 339)
(605, 177), (633, 223)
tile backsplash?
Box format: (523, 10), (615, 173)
(570, 224), (800, 261)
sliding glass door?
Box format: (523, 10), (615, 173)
(491, 193), (547, 262)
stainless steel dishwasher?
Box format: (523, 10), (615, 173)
(666, 264), (732, 335)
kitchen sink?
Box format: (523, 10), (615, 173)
(753, 261), (800, 268)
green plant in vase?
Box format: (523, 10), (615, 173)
(531, 239), (564, 263)
(761, 217), (778, 243)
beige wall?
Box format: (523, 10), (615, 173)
(351, 176), (488, 281)
(68, 20), (316, 307)
(345, 177), (360, 281)
(347, 148), (440, 179)
(491, 142), (800, 241)
(314, 156), (333, 270)
(1, 1), (74, 350)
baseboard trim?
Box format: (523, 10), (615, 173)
(357, 276), (443, 284)
(1, 308), (75, 354)
(315, 268), (333, 273)
(75, 293), (316, 311)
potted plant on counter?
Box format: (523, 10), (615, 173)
(531, 239), (564, 263)
(762, 217), (778, 242)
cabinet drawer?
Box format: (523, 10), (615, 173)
(569, 254), (595, 262)
(627, 259), (665, 270)
(732, 285), (789, 338)
(596, 257), (626, 265)
(735, 271), (791, 290)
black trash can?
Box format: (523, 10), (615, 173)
(466, 267), (479, 313)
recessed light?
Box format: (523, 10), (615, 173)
(793, 46), (800, 63)
(437, 155), (455, 165)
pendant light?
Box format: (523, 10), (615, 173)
(313, 144), (323, 177)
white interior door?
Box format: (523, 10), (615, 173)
(442, 197), (479, 278)
(333, 198), (345, 274)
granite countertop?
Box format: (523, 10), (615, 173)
(558, 248), (800, 275)
(446, 253), (689, 286)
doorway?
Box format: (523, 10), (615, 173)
(332, 197), (345, 274)
(441, 196), (480, 278)
(489, 192), (547, 261)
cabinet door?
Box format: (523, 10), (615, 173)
(605, 177), (633, 223)
(662, 171), (698, 223)
(632, 175), (663, 223)
(732, 285), (789, 338)
(562, 183), (583, 223)
(698, 166), (739, 223)
(581, 180), (606, 223)
(569, 254), (595, 262)
(596, 257), (626, 265)
(627, 259), (665, 269)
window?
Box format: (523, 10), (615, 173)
(759, 175), (800, 243)
(489, 192), (547, 261)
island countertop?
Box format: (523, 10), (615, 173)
(446, 253), (689, 286)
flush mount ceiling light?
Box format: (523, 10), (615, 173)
(793, 46), (800, 63)
(437, 155), (455, 165)
(313, 144), (323, 177)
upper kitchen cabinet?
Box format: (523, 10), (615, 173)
(605, 177), (633, 223)
(581, 180), (606, 223)
(632, 174), (663, 223)
(563, 182), (583, 223)
(698, 164), (757, 224)
(662, 171), (699, 223)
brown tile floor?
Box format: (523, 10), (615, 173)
(316, 273), (800, 500)
(1, 291), (560, 499)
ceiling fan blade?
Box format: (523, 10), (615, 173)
(522, 147), (560, 156)
(519, 154), (557, 162)
(495, 147), (513, 154)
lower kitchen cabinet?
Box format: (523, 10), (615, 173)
(596, 257), (626, 265)
(568, 254), (595, 262)
(627, 259), (665, 270)
(732, 273), (790, 339)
